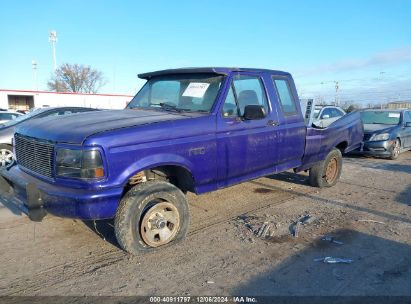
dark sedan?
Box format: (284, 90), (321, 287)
(0, 107), (100, 168)
(356, 109), (411, 159)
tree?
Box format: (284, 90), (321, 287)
(340, 100), (359, 112)
(47, 63), (106, 93)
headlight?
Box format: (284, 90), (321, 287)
(56, 148), (105, 179)
(369, 133), (390, 141)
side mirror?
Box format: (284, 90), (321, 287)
(405, 122), (411, 127)
(322, 114), (330, 119)
(243, 105), (266, 120)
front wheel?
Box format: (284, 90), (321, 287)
(0, 144), (14, 168)
(114, 180), (190, 255)
(389, 138), (401, 160)
(309, 148), (342, 188)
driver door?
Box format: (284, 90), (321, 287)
(216, 73), (279, 186)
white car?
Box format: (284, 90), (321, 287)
(312, 106), (346, 128)
(0, 111), (23, 124)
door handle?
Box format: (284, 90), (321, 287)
(267, 120), (279, 126)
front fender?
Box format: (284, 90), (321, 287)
(112, 153), (195, 187)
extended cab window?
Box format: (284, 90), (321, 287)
(222, 74), (268, 117)
(273, 78), (297, 115)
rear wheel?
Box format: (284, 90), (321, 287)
(309, 148), (342, 188)
(0, 144), (14, 168)
(114, 180), (190, 255)
(389, 138), (401, 160)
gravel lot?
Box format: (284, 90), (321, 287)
(0, 152), (410, 296)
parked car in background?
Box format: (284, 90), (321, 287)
(312, 105), (346, 128)
(356, 109), (411, 160)
(0, 107), (100, 168)
(0, 111), (23, 124)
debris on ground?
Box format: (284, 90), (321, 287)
(256, 222), (270, 238)
(314, 257), (353, 264)
(321, 236), (344, 245)
(291, 215), (316, 237)
(234, 213), (317, 241)
(358, 219), (386, 225)
(292, 221), (301, 237)
(300, 215), (316, 225)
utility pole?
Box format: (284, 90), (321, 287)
(32, 60), (38, 90)
(334, 81), (339, 106)
(320, 80), (340, 105)
(379, 71), (385, 109)
(49, 30), (58, 71)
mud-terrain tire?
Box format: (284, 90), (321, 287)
(309, 148), (342, 188)
(114, 180), (190, 255)
(388, 138), (401, 160)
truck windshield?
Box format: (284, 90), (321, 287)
(127, 73), (224, 113)
(360, 111), (401, 125)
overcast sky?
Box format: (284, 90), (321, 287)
(1, 0), (410, 104)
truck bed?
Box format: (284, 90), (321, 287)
(297, 111), (363, 172)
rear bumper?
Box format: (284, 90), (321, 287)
(352, 139), (394, 157)
(0, 166), (123, 221)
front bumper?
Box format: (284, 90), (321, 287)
(0, 166), (123, 221)
(353, 139), (394, 157)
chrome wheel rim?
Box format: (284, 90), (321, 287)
(0, 148), (14, 168)
(393, 140), (400, 158)
(140, 201), (180, 247)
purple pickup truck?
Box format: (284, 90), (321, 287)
(0, 68), (363, 254)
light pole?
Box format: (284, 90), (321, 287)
(379, 71), (385, 109)
(334, 81), (340, 106)
(320, 80), (339, 105)
(49, 30), (57, 71)
(32, 60), (38, 90)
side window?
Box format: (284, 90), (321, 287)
(320, 108), (332, 119)
(45, 111), (59, 118)
(232, 74), (268, 116)
(329, 108), (340, 118)
(273, 79), (297, 115)
(405, 111), (411, 122)
(222, 86), (239, 117)
(335, 109), (345, 117)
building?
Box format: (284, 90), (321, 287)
(387, 101), (411, 109)
(0, 89), (133, 111)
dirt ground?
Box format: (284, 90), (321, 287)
(0, 152), (410, 297)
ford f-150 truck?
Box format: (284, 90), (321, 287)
(0, 68), (363, 254)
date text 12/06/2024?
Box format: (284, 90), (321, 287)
(149, 296), (257, 303)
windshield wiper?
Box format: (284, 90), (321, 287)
(159, 103), (184, 113)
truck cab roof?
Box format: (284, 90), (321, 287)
(138, 67), (291, 79)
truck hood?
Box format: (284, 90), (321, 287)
(363, 124), (397, 133)
(17, 109), (190, 144)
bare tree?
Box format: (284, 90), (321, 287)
(340, 100), (359, 112)
(48, 63), (106, 93)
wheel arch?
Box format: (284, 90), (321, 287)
(335, 141), (348, 153)
(120, 155), (196, 193)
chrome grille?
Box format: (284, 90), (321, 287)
(15, 134), (55, 178)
